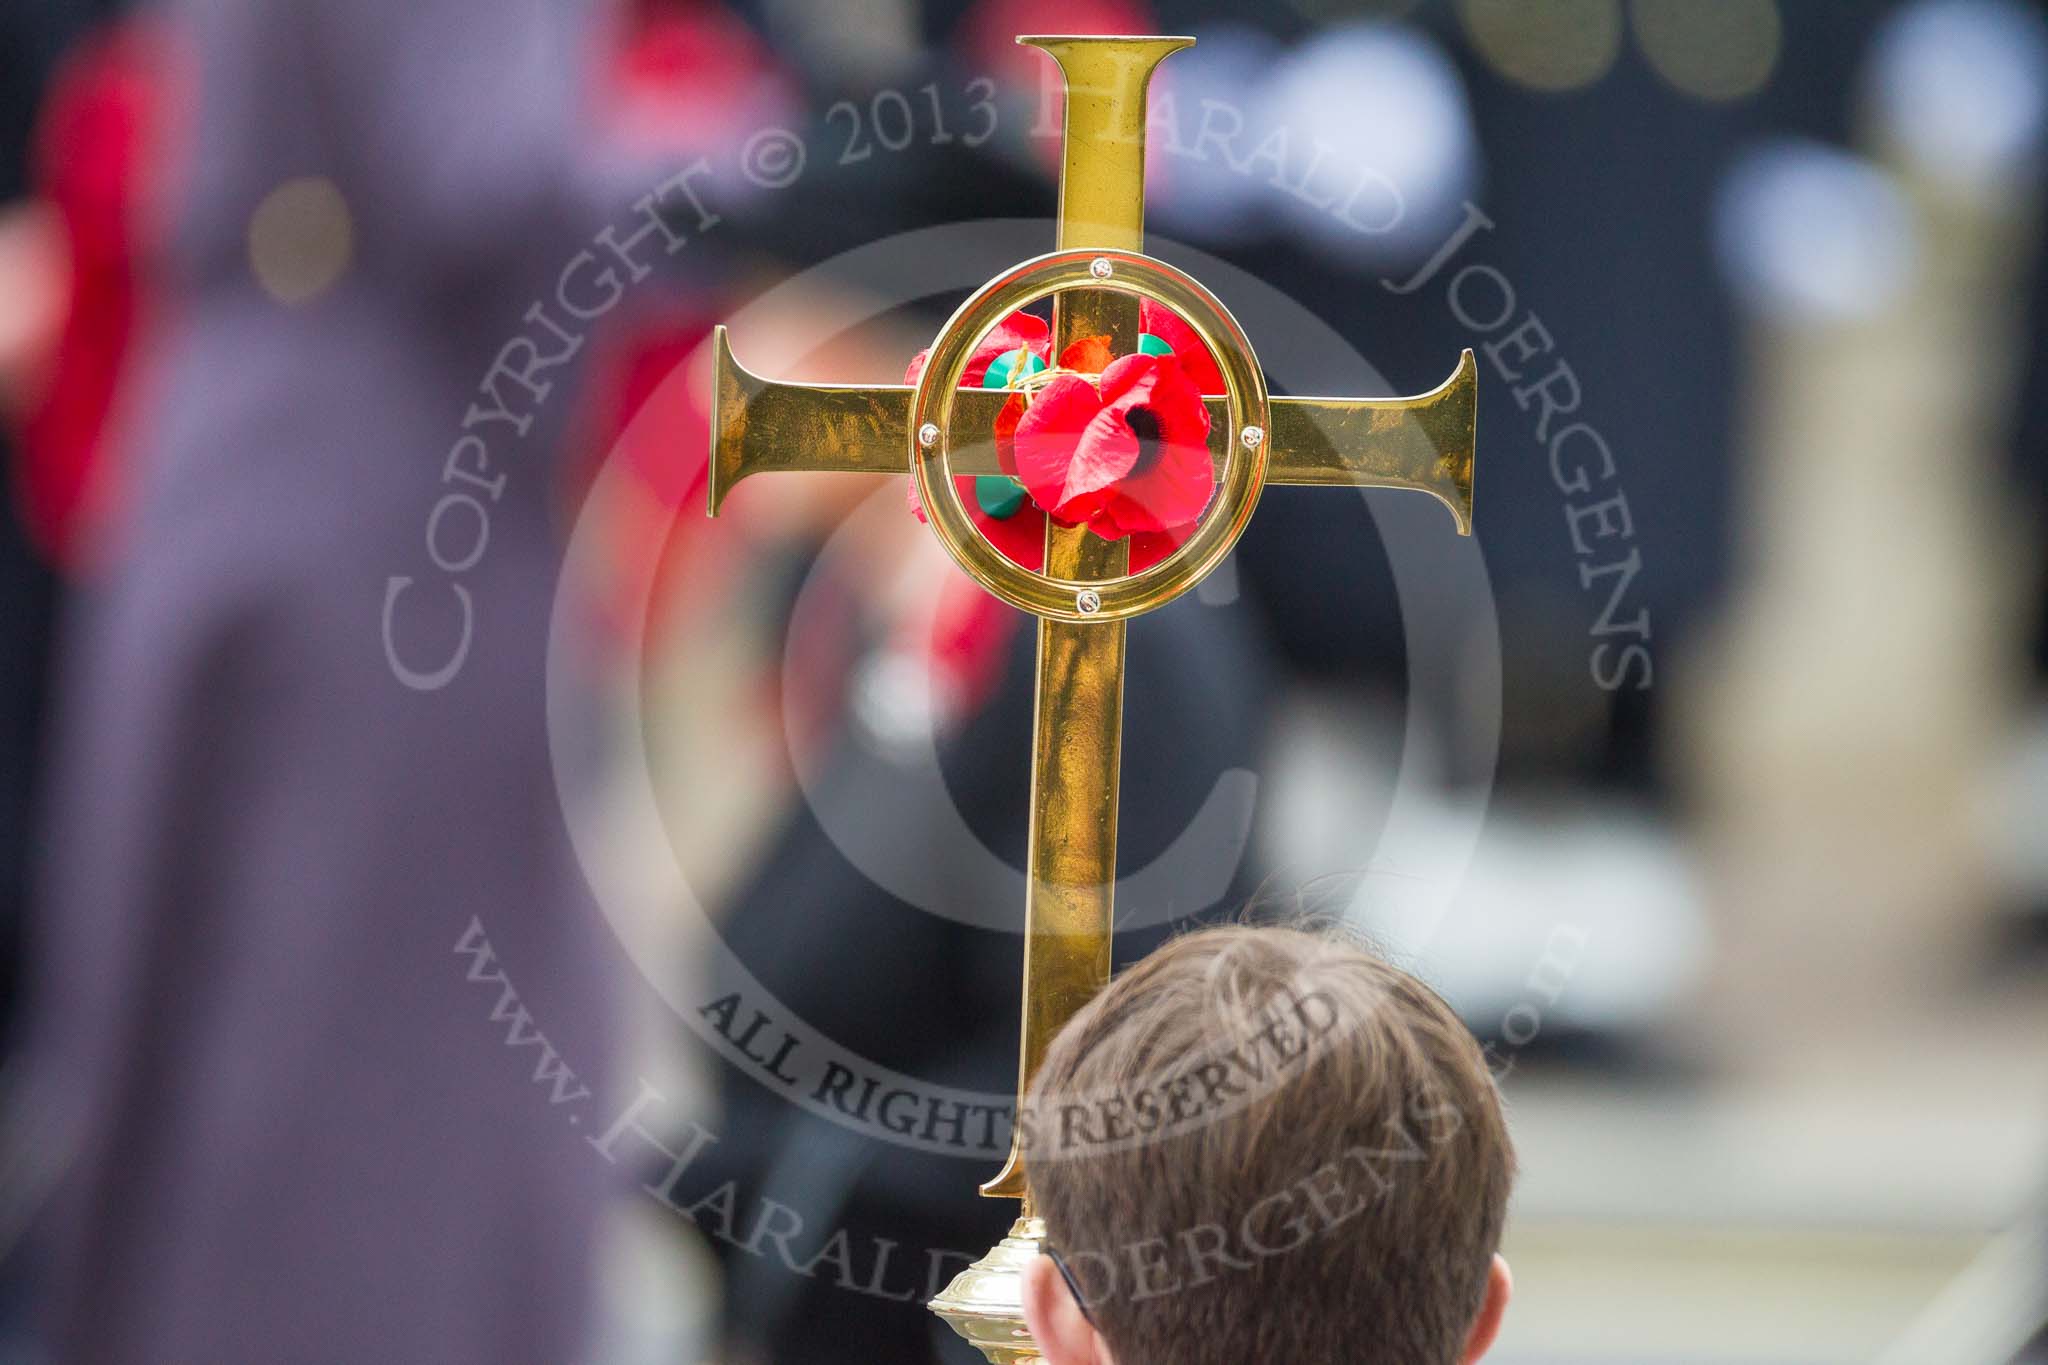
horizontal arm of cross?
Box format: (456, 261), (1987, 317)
(709, 327), (1476, 533)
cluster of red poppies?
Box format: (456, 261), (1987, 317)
(905, 303), (1224, 572)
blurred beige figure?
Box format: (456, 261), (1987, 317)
(1687, 3), (2043, 1035)
(1661, 2), (2048, 1360)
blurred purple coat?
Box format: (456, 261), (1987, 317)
(29, 0), (650, 1359)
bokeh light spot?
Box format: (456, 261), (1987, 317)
(1864, 0), (2048, 191)
(1460, 0), (1623, 93)
(247, 176), (352, 306)
(1713, 139), (1917, 324)
(1632, 0), (1781, 102)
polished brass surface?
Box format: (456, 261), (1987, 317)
(699, 34), (1480, 1364)
(977, 37), (1168, 1206)
(711, 326), (1476, 534)
(928, 1215), (1049, 1363)
(976, 531), (1127, 1202)
(1024, 34), (1192, 249)
(1265, 347), (1478, 533)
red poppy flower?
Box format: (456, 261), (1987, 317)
(906, 473), (1047, 570)
(906, 478), (1186, 572)
(903, 311), (1051, 387)
(904, 313), (1203, 572)
(1140, 300), (1226, 395)
(904, 311), (1049, 569)
(1012, 352), (1214, 540)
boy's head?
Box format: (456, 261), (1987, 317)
(1020, 923), (1515, 1365)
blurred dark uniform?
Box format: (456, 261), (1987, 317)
(706, 581), (1268, 1363)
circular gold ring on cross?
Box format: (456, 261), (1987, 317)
(909, 249), (1270, 623)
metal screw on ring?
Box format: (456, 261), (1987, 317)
(1089, 257), (1114, 280)
(918, 422), (941, 448)
(1075, 588), (1103, 615)
(1240, 424), (1265, 450)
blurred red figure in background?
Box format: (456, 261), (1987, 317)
(10, 18), (164, 572)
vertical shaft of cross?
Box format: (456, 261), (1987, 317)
(979, 36), (1188, 1202)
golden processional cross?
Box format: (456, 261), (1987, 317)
(708, 35), (1474, 1361)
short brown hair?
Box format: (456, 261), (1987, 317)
(1024, 923), (1514, 1365)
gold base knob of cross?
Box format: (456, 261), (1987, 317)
(928, 1215), (1050, 1364)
